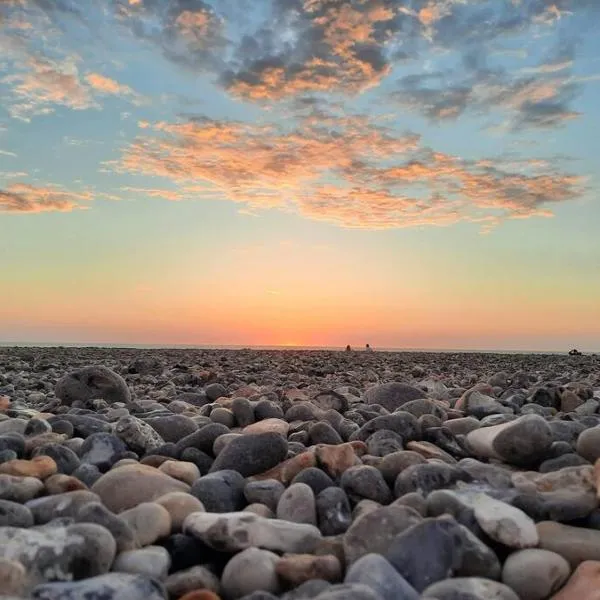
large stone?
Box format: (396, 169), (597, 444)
(421, 577), (519, 600)
(363, 383), (426, 412)
(91, 464), (190, 512)
(79, 432), (128, 470)
(55, 366), (131, 405)
(31, 573), (165, 600)
(277, 483), (317, 525)
(209, 432), (288, 477)
(465, 415), (553, 466)
(222, 548), (281, 599)
(537, 521), (600, 568)
(114, 416), (165, 455)
(551, 560), (600, 600)
(0, 523), (116, 591)
(112, 546), (171, 580)
(502, 549), (570, 600)
(184, 511), (322, 553)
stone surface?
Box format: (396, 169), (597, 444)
(421, 577), (520, 600)
(222, 548), (281, 599)
(551, 560), (600, 600)
(537, 521), (600, 568)
(363, 383), (425, 412)
(276, 483), (317, 525)
(119, 502), (172, 546)
(112, 546), (171, 580)
(54, 366), (131, 405)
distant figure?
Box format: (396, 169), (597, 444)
(569, 349), (583, 356)
(345, 344), (352, 352)
(365, 343), (373, 352)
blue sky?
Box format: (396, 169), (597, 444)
(0, 0), (599, 350)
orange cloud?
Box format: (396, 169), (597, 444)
(85, 72), (135, 97)
(114, 110), (583, 230)
(0, 183), (92, 213)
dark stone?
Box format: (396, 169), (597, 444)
(160, 533), (214, 573)
(52, 414), (112, 438)
(309, 422), (343, 446)
(341, 465), (392, 505)
(291, 467), (335, 496)
(209, 432), (288, 477)
(363, 383), (426, 412)
(79, 432), (128, 470)
(54, 365), (131, 405)
(539, 453), (590, 473)
(24, 418), (52, 436)
(71, 463), (102, 487)
(0, 449), (17, 463)
(352, 413), (421, 444)
(51, 420), (74, 437)
(174, 423), (231, 457)
(316, 486), (352, 536)
(205, 383), (228, 401)
(0, 498), (34, 527)
(312, 390), (349, 413)
(366, 430), (404, 457)
(180, 447), (214, 475)
(0, 434), (25, 458)
(231, 397), (255, 427)
(254, 400), (284, 421)
(32, 444), (80, 475)
(145, 415), (198, 443)
(244, 479), (285, 512)
(76, 501), (138, 552)
(191, 470), (246, 512)
(394, 463), (471, 498)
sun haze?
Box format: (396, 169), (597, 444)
(0, 0), (599, 351)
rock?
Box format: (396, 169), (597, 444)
(577, 427), (600, 463)
(91, 464), (190, 512)
(537, 521), (600, 568)
(316, 443), (363, 479)
(344, 553), (419, 600)
(184, 511), (322, 553)
(353, 413), (420, 444)
(79, 432), (128, 469)
(115, 416), (165, 455)
(146, 415), (198, 443)
(309, 422), (344, 446)
(0, 523), (116, 590)
(32, 444), (80, 475)
(210, 407), (236, 427)
(276, 554), (342, 586)
(341, 466), (392, 505)
(343, 504), (422, 564)
(31, 573), (165, 600)
(314, 582), (382, 599)
(501, 549), (570, 600)
(175, 423), (230, 456)
(405, 440), (456, 464)
(55, 366), (131, 405)
(316, 487), (352, 536)
(421, 577), (520, 600)
(76, 501), (139, 552)
(277, 483), (317, 525)
(26, 490), (99, 523)
(112, 546), (171, 580)
(250, 451), (317, 485)
(465, 414), (553, 466)
(0, 499), (34, 527)
(444, 417), (481, 436)
(222, 548), (281, 599)
(154, 491), (205, 531)
(378, 451), (426, 484)
(159, 460), (200, 485)
(71, 463), (102, 487)
(164, 565), (220, 597)
(44, 473), (88, 494)
(245, 480), (285, 512)
(551, 560), (600, 600)
(119, 502), (171, 546)
(472, 493), (538, 548)
(366, 430), (404, 457)
(394, 463), (471, 497)
(210, 432), (288, 477)
(243, 418), (290, 436)
(0, 558), (26, 596)
(191, 470), (246, 513)
(456, 389), (509, 417)
(363, 383), (425, 412)
(205, 383), (227, 401)
(0, 455), (57, 479)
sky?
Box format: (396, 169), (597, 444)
(0, 0), (599, 352)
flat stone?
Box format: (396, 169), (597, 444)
(421, 577), (520, 600)
(184, 511), (322, 553)
(91, 463), (190, 512)
(44, 474), (88, 494)
(316, 443), (364, 479)
(394, 462), (471, 497)
(537, 521), (600, 568)
(249, 451), (317, 485)
(244, 480), (285, 512)
(112, 546), (171, 580)
(502, 549), (570, 600)
(31, 573), (165, 600)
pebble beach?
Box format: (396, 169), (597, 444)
(1, 346), (600, 600)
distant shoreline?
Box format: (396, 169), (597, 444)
(0, 342), (597, 355)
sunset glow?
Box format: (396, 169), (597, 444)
(1, 0), (599, 351)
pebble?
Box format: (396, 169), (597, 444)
(316, 486), (352, 535)
(154, 491), (205, 530)
(537, 521), (600, 567)
(0, 558), (26, 596)
(54, 366), (131, 405)
(245, 479), (285, 511)
(421, 577), (520, 600)
(551, 560), (600, 600)
(191, 470), (246, 512)
(112, 545), (171, 579)
(341, 465), (392, 505)
(119, 502), (172, 546)
(501, 549), (570, 600)
(276, 483), (317, 525)
(76, 501), (139, 552)
(363, 382), (425, 412)
(164, 565), (221, 597)
(276, 554), (342, 586)
(0, 498), (34, 527)
(222, 548), (281, 599)
(159, 460), (201, 485)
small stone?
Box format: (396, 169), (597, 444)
(250, 451), (317, 485)
(79, 432), (128, 470)
(276, 554), (342, 586)
(292, 468), (335, 496)
(316, 443), (363, 479)
(184, 511), (322, 553)
(33, 444), (80, 475)
(146, 414), (198, 443)
(0, 455), (56, 479)
(472, 493), (538, 548)
(91, 463), (190, 512)
(537, 521), (600, 568)
(0, 558), (26, 596)
(210, 407), (236, 427)
(421, 577), (519, 600)
(55, 366), (131, 405)
(71, 463), (102, 487)
(316, 487), (352, 536)
(406, 440), (457, 464)
(31, 573), (165, 600)
(244, 503), (274, 518)
(577, 427), (600, 463)
(191, 470), (245, 513)
(344, 553), (419, 600)
(205, 383), (227, 402)
(155, 491), (204, 531)
(243, 418), (290, 436)
(366, 430), (404, 457)
(394, 462), (470, 497)
(159, 460), (200, 485)
(277, 483), (317, 525)
(119, 502), (171, 546)
(551, 560), (600, 600)
(26, 490), (99, 524)
(0, 499), (34, 527)
(112, 545), (171, 580)
(245, 480), (285, 512)
(309, 422), (344, 446)
(363, 382), (425, 412)
(115, 415), (165, 455)
(343, 504), (422, 564)
(165, 565), (220, 598)
(76, 501), (138, 552)
(222, 548), (281, 599)
(378, 451), (426, 484)
(502, 548), (570, 600)
(45, 474), (88, 494)
(341, 465), (391, 505)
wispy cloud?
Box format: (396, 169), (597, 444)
(0, 149), (17, 157)
(85, 72), (144, 104)
(0, 182), (92, 213)
(113, 109), (583, 230)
